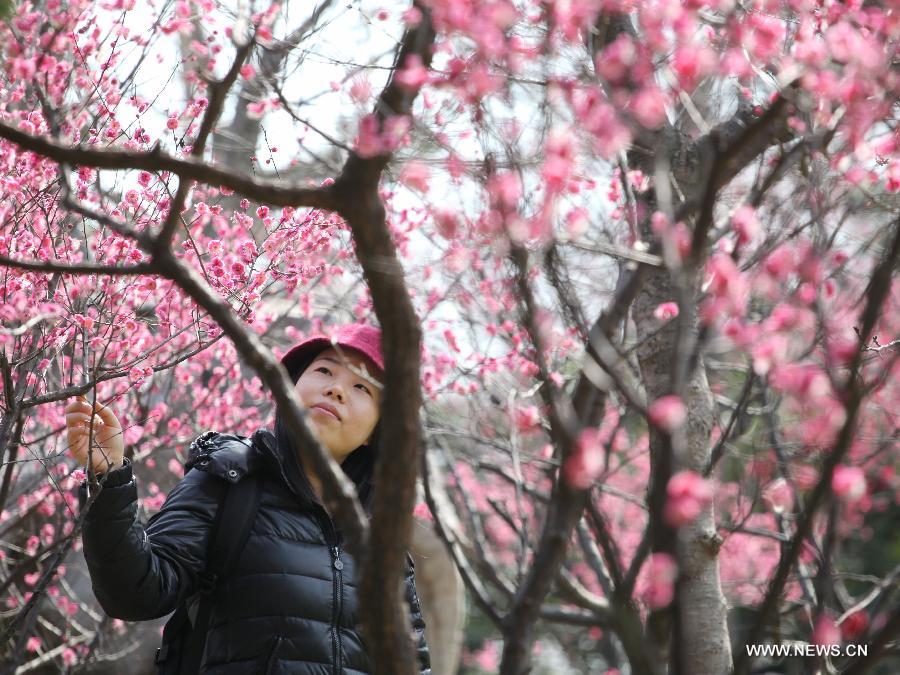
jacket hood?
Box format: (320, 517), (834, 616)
(184, 429), (316, 508)
(185, 431), (260, 483)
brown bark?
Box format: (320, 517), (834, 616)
(632, 268), (732, 675)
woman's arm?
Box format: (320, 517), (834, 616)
(404, 554), (432, 675)
(79, 458), (223, 621)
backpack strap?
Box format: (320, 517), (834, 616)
(178, 470), (263, 672)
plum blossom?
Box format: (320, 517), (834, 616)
(664, 471), (714, 527)
(631, 86), (668, 128)
(541, 130), (575, 194)
(563, 427), (607, 489)
(653, 302), (679, 322)
(672, 45), (717, 91)
(349, 76), (372, 103)
(395, 54), (429, 91)
(763, 246), (796, 281)
(840, 610), (869, 641)
(813, 614), (841, 646)
(596, 34), (637, 84)
(354, 115), (385, 158)
(433, 210), (459, 240)
(832, 466), (866, 502)
(513, 405), (542, 433)
(400, 161), (431, 192)
(650, 212), (692, 261)
(640, 553), (678, 608)
(762, 477), (793, 513)
(487, 172), (521, 212)
(62, 647), (77, 666)
(731, 205), (760, 245)
(648, 395), (686, 432)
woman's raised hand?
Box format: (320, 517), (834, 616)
(65, 395), (125, 475)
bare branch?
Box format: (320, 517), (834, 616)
(0, 121), (336, 209)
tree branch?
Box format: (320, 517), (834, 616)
(0, 121), (336, 209)
(733, 219), (900, 675)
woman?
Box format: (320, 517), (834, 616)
(67, 323), (431, 674)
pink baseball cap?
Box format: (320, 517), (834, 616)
(280, 323), (384, 381)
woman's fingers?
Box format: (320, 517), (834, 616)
(67, 395), (121, 429)
(65, 399), (92, 415)
(66, 411), (94, 425)
(92, 401), (121, 429)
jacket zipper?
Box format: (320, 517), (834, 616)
(331, 544), (344, 674)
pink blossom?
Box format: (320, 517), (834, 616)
(672, 46), (716, 91)
(74, 314), (95, 331)
(230, 261), (247, 278)
(401, 7), (423, 26)
(648, 395), (686, 432)
(664, 471), (713, 527)
(26, 636), (41, 652)
(381, 115), (411, 151)
(399, 161), (431, 192)
(513, 405), (542, 432)
(349, 77), (372, 103)
(653, 302), (679, 322)
(354, 114), (385, 158)
(168, 458), (182, 476)
(763, 246), (795, 280)
(596, 34), (636, 84)
(62, 647), (77, 666)
(487, 172), (521, 212)
(239, 64), (256, 80)
(650, 212), (692, 261)
(765, 303), (798, 332)
(640, 553), (678, 609)
(762, 478), (793, 513)
(745, 14), (786, 63)
(631, 86), (668, 128)
(563, 427), (606, 489)
(246, 98), (279, 120)
(412, 501), (433, 522)
(705, 254), (748, 317)
(731, 205), (760, 245)
(166, 116), (179, 130)
(465, 63), (503, 99)
(433, 210), (459, 240)
(813, 614), (841, 646)
(840, 610), (869, 641)
(832, 466), (866, 502)
(565, 208), (589, 238)
(541, 130), (575, 193)
(11, 57), (37, 81)
(395, 54), (429, 91)
(827, 336), (859, 366)
(751, 335), (788, 375)
(885, 161), (900, 192)
(471, 640), (499, 671)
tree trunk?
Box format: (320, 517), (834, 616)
(632, 267), (733, 675)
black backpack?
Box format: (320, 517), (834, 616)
(153, 435), (264, 674)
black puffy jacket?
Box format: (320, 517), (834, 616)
(80, 429), (431, 674)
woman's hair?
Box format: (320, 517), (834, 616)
(274, 348), (380, 514)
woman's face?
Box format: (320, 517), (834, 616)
(293, 346), (383, 462)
